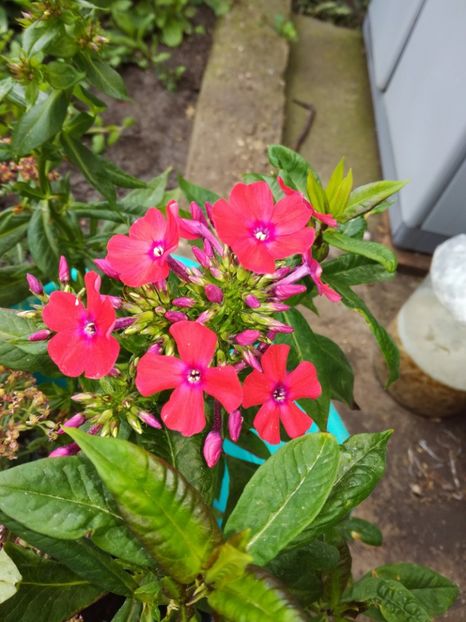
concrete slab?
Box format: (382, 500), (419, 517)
(285, 15), (465, 620)
(185, 0), (291, 194)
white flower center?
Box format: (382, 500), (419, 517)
(187, 369), (202, 384)
(84, 321), (97, 336)
(272, 386), (287, 403)
(152, 244), (164, 257)
(253, 227), (269, 241)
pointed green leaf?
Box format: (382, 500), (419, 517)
(324, 279), (400, 384)
(12, 91), (68, 156)
(67, 429), (222, 584)
(323, 254), (394, 286)
(0, 456), (149, 568)
(0, 544), (103, 622)
(325, 158), (345, 204)
(101, 158), (147, 189)
(208, 566), (308, 622)
(27, 203), (60, 278)
(344, 180), (407, 221)
(178, 175), (220, 206)
(267, 144), (309, 193)
(112, 598), (143, 621)
(291, 431), (392, 547)
(371, 563), (459, 617)
(329, 169), (353, 217)
(0, 222), (28, 256)
(323, 230), (397, 273)
(307, 168), (329, 214)
(0, 510), (136, 597)
(76, 53), (128, 100)
(343, 517), (383, 546)
(0, 549), (21, 605)
(225, 433), (340, 565)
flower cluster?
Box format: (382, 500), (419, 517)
(30, 180), (340, 464)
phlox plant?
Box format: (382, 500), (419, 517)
(0, 146), (459, 621)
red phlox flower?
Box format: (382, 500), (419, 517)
(42, 271), (119, 379)
(243, 344), (321, 444)
(105, 205), (179, 287)
(136, 321), (243, 436)
(278, 177), (338, 227)
(307, 253), (341, 302)
(212, 181), (315, 274)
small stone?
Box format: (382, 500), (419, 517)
(410, 483), (423, 496)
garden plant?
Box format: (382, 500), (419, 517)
(0, 141), (459, 621)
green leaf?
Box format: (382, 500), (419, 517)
(27, 203), (60, 278)
(267, 144), (309, 194)
(329, 169), (353, 217)
(323, 254), (394, 286)
(0, 264), (32, 307)
(323, 538), (352, 607)
(343, 180), (407, 221)
(0, 510), (136, 597)
(46, 61), (86, 90)
(0, 544), (103, 622)
(291, 431), (392, 547)
(120, 170), (170, 213)
(326, 279), (400, 384)
(351, 576), (432, 622)
(112, 598), (143, 621)
(61, 133), (116, 201)
(162, 19), (184, 46)
(307, 168), (329, 214)
(101, 158), (147, 189)
(225, 433), (340, 565)
(276, 308), (354, 428)
(325, 158), (345, 204)
(0, 456), (149, 568)
(224, 456), (258, 525)
(12, 91), (68, 156)
(178, 175), (220, 206)
(0, 222), (28, 256)
(208, 566), (308, 622)
(76, 53), (128, 100)
(343, 517), (383, 546)
(0, 308), (55, 374)
(323, 230), (397, 273)
(0, 548), (21, 605)
(0, 77), (14, 102)
(67, 429), (222, 584)
(371, 563), (459, 617)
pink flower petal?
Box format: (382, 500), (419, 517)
(268, 228), (315, 260)
(85, 272), (116, 334)
(136, 353), (184, 396)
(47, 330), (88, 377)
(169, 321), (217, 367)
(204, 365), (243, 413)
(212, 198), (249, 247)
(260, 344), (290, 382)
(106, 235), (169, 287)
(253, 401), (281, 445)
(229, 181), (274, 222)
(287, 361), (322, 400)
(43, 292), (85, 333)
(129, 208), (166, 241)
(280, 401), (313, 439)
(165, 202), (180, 250)
(272, 194), (311, 234)
(83, 334), (120, 379)
(243, 369), (274, 408)
(161, 384), (205, 436)
(234, 237), (276, 274)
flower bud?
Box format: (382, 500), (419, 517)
(26, 273), (43, 295)
(94, 258), (119, 279)
(58, 413), (86, 434)
(165, 311), (187, 323)
(228, 410), (243, 442)
(196, 310), (214, 324)
(167, 256), (190, 282)
(28, 329), (51, 342)
(190, 201), (208, 225)
(268, 319), (294, 334)
(114, 316), (135, 330)
(107, 295), (123, 309)
(243, 349), (262, 372)
(71, 392), (94, 403)
(235, 329), (260, 346)
(49, 442), (80, 458)
(274, 284), (307, 300)
(192, 246), (211, 268)
(172, 297), (196, 308)
(148, 341), (163, 355)
(139, 410), (162, 429)
(58, 256), (70, 283)
(108, 367), (120, 377)
(204, 239), (213, 258)
(203, 430), (222, 468)
(244, 294), (261, 309)
(205, 284), (223, 304)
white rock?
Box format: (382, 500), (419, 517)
(430, 234), (466, 324)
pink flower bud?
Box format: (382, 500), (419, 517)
(204, 239), (213, 258)
(49, 442), (80, 458)
(26, 273), (43, 295)
(107, 295), (122, 309)
(274, 284), (307, 300)
(165, 310), (188, 323)
(203, 430), (223, 468)
(108, 367), (120, 377)
(196, 310), (214, 324)
(138, 410), (162, 429)
(167, 256), (190, 282)
(114, 316), (135, 330)
(148, 341), (163, 355)
(266, 302), (290, 312)
(228, 410), (243, 442)
(28, 329), (51, 342)
(205, 284), (223, 304)
(89, 424), (102, 435)
(272, 266), (292, 280)
(209, 267), (223, 280)
(192, 246), (211, 268)
(205, 202), (215, 226)
(268, 320), (294, 334)
(234, 360), (247, 372)
(71, 392), (94, 402)
(94, 258), (120, 279)
(190, 201), (208, 225)
(58, 413), (86, 434)
(235, 329), (260, 346)
(276, 263), (309, 285)
(58, 256), (70, 283)
(243, 349), (262, 372)
(244, 294), (261, 309)
(173, 297), (196, 308)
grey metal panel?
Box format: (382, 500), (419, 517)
(368, 0), (425, 91)
(384, 0), (466, 229)
(423, 158), (466, 236)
